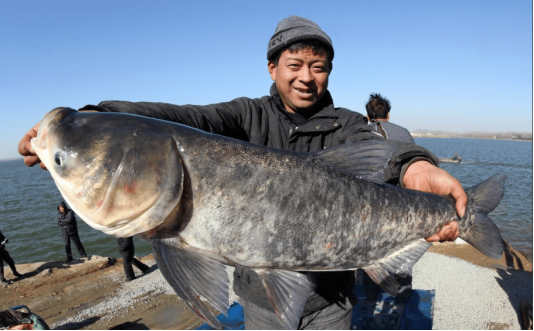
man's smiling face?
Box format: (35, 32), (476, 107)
(268, 47), (332, 114)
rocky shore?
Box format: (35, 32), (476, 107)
(0, 242), (531, 330)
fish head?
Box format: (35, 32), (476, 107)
(31, 107), (184, 237)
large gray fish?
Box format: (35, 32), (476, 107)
(31, 107), (505, 329)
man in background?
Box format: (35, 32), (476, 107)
(366, 93), (415, 144)
(0, 229), (23, 285)
(364, 92), (415, 303)
(57, 202), (88, 263)
(117, 236), (149, 282)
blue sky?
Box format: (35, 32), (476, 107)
(0, 0), (532, 159)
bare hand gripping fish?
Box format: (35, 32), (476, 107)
(31, 108), (505, 329)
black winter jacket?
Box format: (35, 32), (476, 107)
(0, 231), (8, 245)
(57, 202), (79, 235)
(80, 84), (439, 316)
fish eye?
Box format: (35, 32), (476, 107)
(54, 151), (64, 166)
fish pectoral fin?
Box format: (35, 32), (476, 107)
(364, 240), (431, 296)
(380, 239), (432, 275)
(255, 269), (312, 330)
(151, 238), (229, 329)
(313, 140), (398, 184)
(363, 263), (399, 296)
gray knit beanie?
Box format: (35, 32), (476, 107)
(267, 15), (334, 60)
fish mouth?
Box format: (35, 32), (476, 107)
(31, 108), (69, 170)
(30, 136), (49, 166)
(31, 128), (56, 169)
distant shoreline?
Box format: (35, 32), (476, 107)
(0, 156), (23, 162)
(412, 136), (533, 142)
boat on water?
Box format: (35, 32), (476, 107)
(438, 152), (462, 164)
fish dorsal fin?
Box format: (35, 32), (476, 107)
(255, 269), (312, 330)
(313, 140), (398, 184)
(363, 240), (431, 296)
(151, 238), (229, 329)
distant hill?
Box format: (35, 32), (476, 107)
(411, 129), (532, 140)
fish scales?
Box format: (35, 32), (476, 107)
(173, 127), (458, 270)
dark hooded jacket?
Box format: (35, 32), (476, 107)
(80, 84), (439, 316)
(57, 202), (79, 235)
(117, 237), (134, 254)
(0, 231), (8, 256)
(0, 231), (7, 245)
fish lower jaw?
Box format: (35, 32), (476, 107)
(31, 136), (45, 148)
(137, 228), (180, 241)
(30, 138), (49, 165)
(127, 211), (185, 240)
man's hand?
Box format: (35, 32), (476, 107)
(403, 160), (467, 242)
(18, 122), (47, 169)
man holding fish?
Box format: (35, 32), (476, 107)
(19, 16), (468, 330)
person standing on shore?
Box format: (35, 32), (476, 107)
(0, 230), (23, 285)
(118, 236), (150, 282)
(57, 202), (87, 263)
(363, 93), (415, 303)
(365, 93), (415, 144)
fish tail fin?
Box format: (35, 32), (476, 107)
(459, 174), (506, 260)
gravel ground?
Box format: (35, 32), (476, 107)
(49, 252), (531, 330)
(50, 260), (239, 330)
(49, 260), (170, 329)
(413, 252), (532, 330)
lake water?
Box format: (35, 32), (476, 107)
(0, 159), (153, 263)
(415, 138), (532, 261)
(0, 138), (532, 265)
